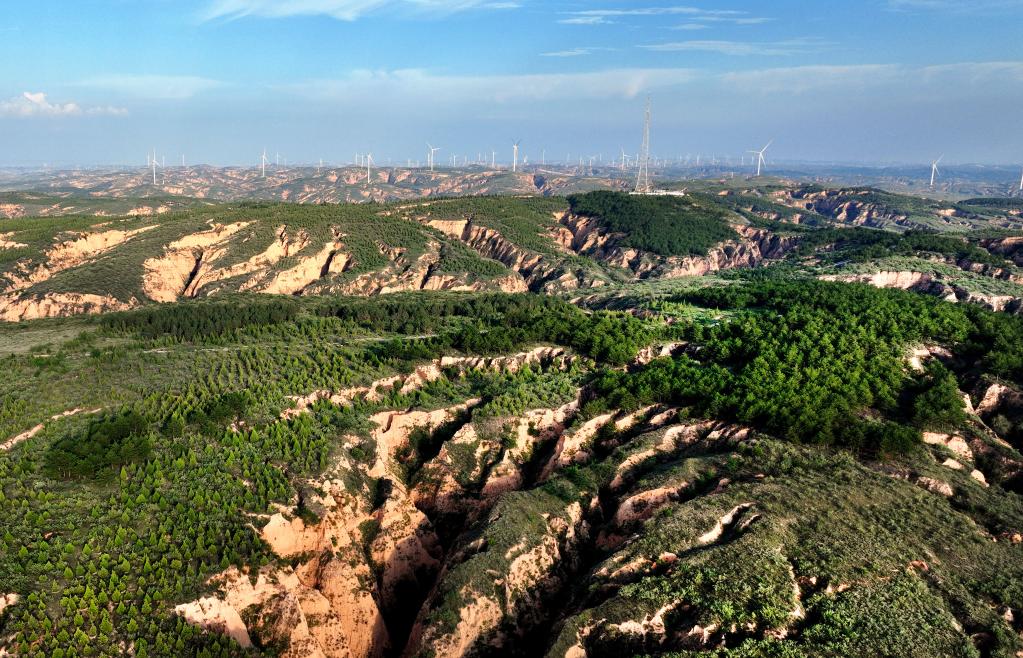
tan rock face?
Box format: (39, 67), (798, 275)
(922, 432), (973, 461)
(0, 204), (26, 219)
(141, 222), (249, 302)
(3, 225), (156, 295)
(820, 270), (931, 289)
(0, 233), (28, 249)
(0, 292), (136, 322)
(190, 225), (313, 294)
(556, 214), (798, 280)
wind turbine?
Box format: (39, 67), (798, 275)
(512, 141), (520, 173)
(261, 149), (271, 178)
(1019, 165), (1023, 192)
(427, 143), (440, 171)
(930, 155), (943, 188)
(747, 140), (773, 177)
(150, 148), (160, 185)
(366, 153), (373, 183)
(491, 151), (496, 168)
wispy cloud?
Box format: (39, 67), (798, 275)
(0, 92), (127, 118)
(540, 47), (613, 57)
(277, 60), (1023, 110)
(283, 67), (699, 104)
(642, 37), (827, 56)
(888, 0), (1023, 10)
(78, 75), (223, 100)
(559, 5), (767, 26)
(201, 0), (518, 21)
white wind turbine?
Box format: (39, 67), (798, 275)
(747, 140), (773, 177)
(261, 149), (271, 178)
(512, 140), (520, 173)
(150, 148), (160, 185)
(427, 143), (440, 171)
(930, 155), (943, 188)
(1018, 165), (1023, 192)
(366, 153), (373, 183)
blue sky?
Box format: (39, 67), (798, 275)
(0, 0), (1021, 166)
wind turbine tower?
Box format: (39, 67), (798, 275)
(427, 143), (440, 171)
(748, 140), (773, 177)
(366, 153), (373, 183)
(261, 149), (271, 178)
(1019, 166), (1023, 192)
(930, 155), (943, 188)
(634, 96), (652, 194)
(512, 141), (520, 173)
(151, 148), (159, 185)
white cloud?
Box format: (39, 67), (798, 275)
(280, 60), (1023, 111)
(0, 92), (127, 118)
(78, 75), (223, 100)
(559, 6), (768, 26)
(201, 0), (517, 21)
(540, 47), (614, 57)
(283, 67), (698, 104)
(642, 38), (828, 56)
(540, 48), (593, 57)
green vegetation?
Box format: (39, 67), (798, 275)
(44, 412), (153, 480)
(788, 226), (1015, 267)
(568, 191), (737, 257)
(594, 280), (1010, 454)
(3, 184), (1023, 658)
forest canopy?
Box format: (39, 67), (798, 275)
(567, 191), (737, 257)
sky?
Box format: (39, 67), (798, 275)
(0, 0), (1022, 167)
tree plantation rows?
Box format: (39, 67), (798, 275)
(1, 279), (1022, 656)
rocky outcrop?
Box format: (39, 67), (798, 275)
(0, 292), (137, 321)
(0, 204), (26, 219)
(180, 225), (315, 294)
(821, 270), (1023, 313)
(780, 188), (928, 230)
(405, 501), (588, 658)
(556, 214), (798, 279)
(2, 225), (156, 295)
(282, 347), (572, 421)
(425, 218), (601, 293)
(141, 222), (249, 302)
(981, 236), (1023, 267)
(0, 233), (27, 249)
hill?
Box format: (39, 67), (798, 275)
(3, 186), (1023, 658)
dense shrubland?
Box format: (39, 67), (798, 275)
(595, 281), (1020, 454)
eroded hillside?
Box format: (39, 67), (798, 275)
(3, 283), (1023, 658)
(0, 193), (810, 321)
